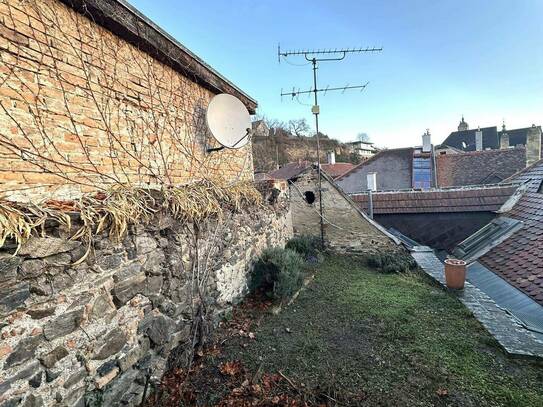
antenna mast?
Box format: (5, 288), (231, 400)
(278, 46), (382, 246)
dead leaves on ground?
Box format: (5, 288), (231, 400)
(220, 360), (243, 376)
(145, 298), (366, 406)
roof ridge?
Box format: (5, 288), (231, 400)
(437, 147), (526, 158)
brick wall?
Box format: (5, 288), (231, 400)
(0, 0), (253, 201)
(290, 168), (400, 254)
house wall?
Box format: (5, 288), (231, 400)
(290, 169), (400, 254)
(0, 0), (253, 201)
(336, 151), (413, 193)
(375, 212), (496, 252)
(0, 187), (292, 406)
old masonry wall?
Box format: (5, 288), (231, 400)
(0, 187), (292, 406)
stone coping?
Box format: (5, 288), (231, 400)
(410, 247), (543, 360)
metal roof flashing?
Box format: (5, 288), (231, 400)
(496, 184), (527, 214)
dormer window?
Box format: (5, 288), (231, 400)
(413, 156), (432, 189)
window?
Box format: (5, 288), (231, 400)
(453, 217), (522, 260)
(412, 157), (432, 189)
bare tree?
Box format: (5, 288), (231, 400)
(357, 132), (371, 142)
(288, 118), (310, 138)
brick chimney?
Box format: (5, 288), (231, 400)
(526, 124), (542, 167)
(326, 151), (336, 165)
(475, 127), (483, 151)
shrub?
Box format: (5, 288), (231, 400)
(365, 251), (417, 273)
(250, 247), (304, 301)
(285, 235), (322, 264)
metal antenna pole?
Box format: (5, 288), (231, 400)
(311, 58), (325, 246)
(278, 45), (382, 248)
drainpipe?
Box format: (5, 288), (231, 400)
(432, 143), (438, 188)
(367, 189), (374, 219)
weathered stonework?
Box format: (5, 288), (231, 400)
(0, 185), (292, 406)
(290, 167), (401, 254)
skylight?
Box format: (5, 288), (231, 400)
(453, 217), (522, 261)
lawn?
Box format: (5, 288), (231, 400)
(153, 255), (543, 406)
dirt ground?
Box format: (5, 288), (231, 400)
(147, 255), (543, 406)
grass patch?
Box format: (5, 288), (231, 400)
(218, 255), (543, 406)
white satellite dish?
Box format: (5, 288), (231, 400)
(206, 94), (251, 150)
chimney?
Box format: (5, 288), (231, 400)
(367, 172), (377, 191)
(500, 121), (509, 149)
(326, 151), (336, 165)
(422, 129), (431, 153)
(475, 127), (483, 151)
(526, 124), (542, 167)
(500, 133), (509, 149)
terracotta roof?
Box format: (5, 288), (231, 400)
(479, 192), (543, 305)
(268, 161), (310, 180)
(351, 185), (517, 214)
(336, 148), (414, 181)
(436, 148), (526, 187)
(321, 163), (355, 179)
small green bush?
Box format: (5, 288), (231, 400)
(250, 247), (304, 301)
(365, 251), (417, 273)
(285, 235), (322, 263)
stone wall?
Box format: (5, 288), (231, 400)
(0, 188), (292, 406)
(0, 0), (254, 201)
(290, 168), (401, 255)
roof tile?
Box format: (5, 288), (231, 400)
(479, 166), (543, 305)
(436, 148), (526, 187)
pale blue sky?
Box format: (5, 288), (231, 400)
(127, 0), (543, 148)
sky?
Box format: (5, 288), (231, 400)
(127, 0), (543, 148)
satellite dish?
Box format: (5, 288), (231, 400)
(206, 94), (251, 150)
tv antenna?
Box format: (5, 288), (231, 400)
(278, 45), (382, 245)
(206, 93), (252, 153)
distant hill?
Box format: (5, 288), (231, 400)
(252, 134), (362, 172)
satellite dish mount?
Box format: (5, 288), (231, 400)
(205, 94), (251, 153)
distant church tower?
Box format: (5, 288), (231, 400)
(458, 115), (469, 131)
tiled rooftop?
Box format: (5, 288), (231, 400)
(504, 158), (543, 193)
(321, 163), (355, 179)
(479, 192), (543, 305)
(436, 147), (526, 187)
(268, 161), (310, 180)
(412, 248), (543, 359)
(442, 125), (541, 153)
(268, 161), (355, 181)
(351, 185), (517, 214)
